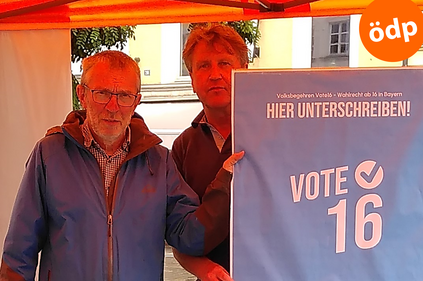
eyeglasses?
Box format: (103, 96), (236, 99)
(82, 84), (140, 107)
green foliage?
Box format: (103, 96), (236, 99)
(71, 26), (136, 110)
(71, 26), (136, 63)
(227, 21), (260, 47)
(72, 74), (80, 110)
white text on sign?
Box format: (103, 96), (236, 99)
(290, 160), (384, 253)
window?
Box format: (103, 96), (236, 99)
(311, 16), (350, 67)
(329, 21), (349, 55)
(404, 43), (423, 66)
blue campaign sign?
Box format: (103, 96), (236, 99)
(231, 68), (423, 281)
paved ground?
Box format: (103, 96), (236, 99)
(164, 245), (197, 281)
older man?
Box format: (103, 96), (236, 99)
(171, 23), (249, 280)
(0, 50), (243, 281)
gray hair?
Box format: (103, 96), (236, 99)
(80, 50), (141, 91)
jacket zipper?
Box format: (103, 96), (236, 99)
(105, 153), (150, 281)
(107, 172), (122, 281)
(107, 214), (113, 281)
(61, 126), (158, 281)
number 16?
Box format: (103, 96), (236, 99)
(327, 194), (383, 253)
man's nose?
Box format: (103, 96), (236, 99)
(105, 94), (120, 112)
(209, 64), (222, 80)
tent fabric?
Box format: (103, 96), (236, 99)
(2, 0), (423, 31)
(1, 0), (422, 274)
(0, 29), (72, 256)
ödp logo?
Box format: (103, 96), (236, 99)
(359, 0), (423, 62)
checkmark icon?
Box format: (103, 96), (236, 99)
(354, 160), (384, 189)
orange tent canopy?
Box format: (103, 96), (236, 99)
(1, 0), (423, 31)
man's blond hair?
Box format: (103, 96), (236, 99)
(183, 23), (249, 72)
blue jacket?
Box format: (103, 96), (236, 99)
(1, 111), (231, 281)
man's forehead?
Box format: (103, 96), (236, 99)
(86, 63), (139, 90)
(90, 61), (123, 72)
(88, 62), (134, 78)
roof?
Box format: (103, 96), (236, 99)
(2, 0), (422, 31)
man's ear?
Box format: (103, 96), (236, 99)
(76, 85), (87, 109)
(135, 94), (142, 105)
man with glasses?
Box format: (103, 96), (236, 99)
(0, 50), (243, 281)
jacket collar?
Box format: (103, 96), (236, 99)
(58, 110), (162, 159)
(191, 110), (206, 128)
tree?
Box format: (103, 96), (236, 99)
(227, 20), (261, 49)
(71, 26), (136, 109)
(228, 21), (261, 61)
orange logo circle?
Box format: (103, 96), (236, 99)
(360, 0), (423, 62)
